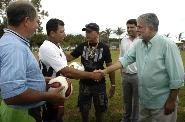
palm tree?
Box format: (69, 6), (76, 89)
(104, 28), (112, 46)
(176, 32), (185, 42)
(113, 27), (125, 44)
(99, 31), (108, 44)
(99, 31), (104, 42)
(163, 33), (170, 38)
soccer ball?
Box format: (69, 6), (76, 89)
(68, 62), (85, 71)
(47, 76), (73, 98)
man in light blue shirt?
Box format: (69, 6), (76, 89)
(96, 13), (184, 122)
(0, 1), (66, 122)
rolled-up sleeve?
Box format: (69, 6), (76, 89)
(165, 43), (184, 89)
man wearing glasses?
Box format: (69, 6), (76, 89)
(95, 13), (184, 122)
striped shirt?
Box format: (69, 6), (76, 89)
(119, 33), (184, 109)
(0, 28), (46, 109)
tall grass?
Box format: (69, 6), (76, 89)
(34, 50), (185, 122)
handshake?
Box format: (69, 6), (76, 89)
(91, 69), (107, 81)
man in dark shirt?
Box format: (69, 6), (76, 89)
(64, 23), (115, 122)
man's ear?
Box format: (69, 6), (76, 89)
(50, 31), (55, 37)
(23, 17), (29, 27)
(148, 25), (154, 31)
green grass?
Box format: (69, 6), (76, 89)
(32, 51), (185, 121)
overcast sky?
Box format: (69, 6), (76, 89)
(40, 0), (185, 40)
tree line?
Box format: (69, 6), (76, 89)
(0, 0), (184, 48)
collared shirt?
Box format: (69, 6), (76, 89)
(119, 37), (139, 74)
(0, 28), (46, 109)
(39, 40), (68, 78)
(119, 33), (184, 109)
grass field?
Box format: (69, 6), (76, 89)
(33, 50), (185, 122)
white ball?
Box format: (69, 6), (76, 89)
(47, 76), (73, 98)
(68, 62), (85, 71)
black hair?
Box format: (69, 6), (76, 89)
(46, 18), (65, 36)
(126, 19), (137, 26)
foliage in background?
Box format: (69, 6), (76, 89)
(31, 0), (48, 33)
(0, 17), (7, 37)
(61, 34), (85, 47)
(176, 32), (185, 42)
(1, 0), (184, 47)
(99, 31), (107, 43)
(0, 0), (11, 37)
(29, 33), (47, 47)
(113, 27), (125, 44)
(0, 0), (11, 18)
(163, 33), (171, 38)
(103, 28), (112, 47)
(0, 0), (48, 36)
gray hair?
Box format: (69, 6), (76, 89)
(137, 13), (159, 32)
(7, 1), (36, 27)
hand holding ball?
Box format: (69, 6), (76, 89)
(47, 76), (73, 98)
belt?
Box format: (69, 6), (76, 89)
(123, 72), (137, 75)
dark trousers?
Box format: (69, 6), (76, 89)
(121, 73), (139, 122)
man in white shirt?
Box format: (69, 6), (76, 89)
(120, 19), (139, 122)
(39, 19), (103, 122)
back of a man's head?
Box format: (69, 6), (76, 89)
(7, 1), (36, 27)
(46, 18), (65, 36)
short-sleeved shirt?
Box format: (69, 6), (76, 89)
(71, 41), (112, 86)
(0, 28), (46, 109)
(119, 33), (184, 109)
(39, 40), (68, 78)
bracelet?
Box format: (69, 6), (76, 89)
(111, 84), (116, 87)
